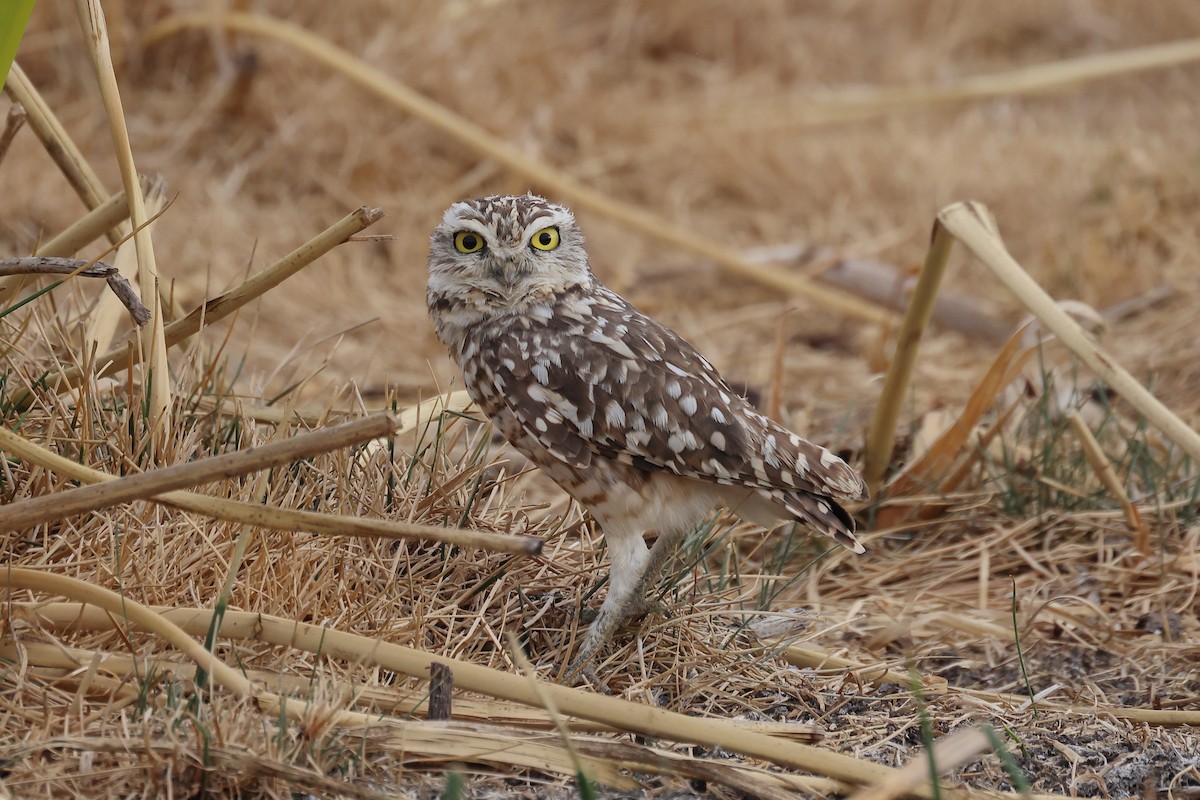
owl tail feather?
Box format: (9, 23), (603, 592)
(724, 486), (865, 554)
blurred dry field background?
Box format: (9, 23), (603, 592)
(2, 1), (1200, 798)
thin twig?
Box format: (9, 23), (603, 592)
(42, 205), (382, 396)
(0, 412), (398, 532)
(0, 101), (27, 164)
(0, 257), (149, 325)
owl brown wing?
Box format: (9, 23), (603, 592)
(481, 286), (867, 504)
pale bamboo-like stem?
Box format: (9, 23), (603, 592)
(21, 600), (917, 793)
(2, 637), (829, 793)
(143, 12), (891, 326)
(1, 639), (585, 730)
(0, 413), (397, 532)
(849, 726), (991, 800)
(862, 222), (956, 490)
(22, 600), (1092, 799)
(939, 202), (1200, 464)
(4, 569), (281, 716)
(0, 573), (626, 787)
(75, 0), (171, 438)
(159, 205), (382, 352)
(25, 601), (1199, 729)
(0, 398), (540, 555)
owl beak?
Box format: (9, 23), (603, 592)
(489, 257), (523, 294)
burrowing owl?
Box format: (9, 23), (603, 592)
(427, 194), (867, 682)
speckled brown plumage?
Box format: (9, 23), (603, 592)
(426, 194), (868, 682)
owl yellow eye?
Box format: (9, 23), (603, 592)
(454, 231), (485, 253)
(529, 227), (560, 251)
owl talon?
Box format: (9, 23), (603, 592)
(631, 597), (669, 621)
(562, 656), (607, 692)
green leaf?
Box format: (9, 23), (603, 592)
(0, 0), (36, 89)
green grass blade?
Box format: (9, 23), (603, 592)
(0, 0), (35, 89)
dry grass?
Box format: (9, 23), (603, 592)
(2, 1), (1200, 797)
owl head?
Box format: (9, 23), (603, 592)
(427, 194), (593, 313)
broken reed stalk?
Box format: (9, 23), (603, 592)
(144, 12), (892, 327)
(862, 223), (954, 491)
(3, 571), (293, 721)
(0, 257), (149, 325)
(0, 403), (540, 555)
(48, 205), (383, 394)
(938, 202), (1200, 464)
(7, 636), (837, 796)
(19, 600), (1199, 729)
(879, 325), (1034, 513)
(2, 639), (584, 731)
(0, 412), (398, 532)
(75, 0), (171, 434)
(865, 200), (1200, 503)
(396, 390), (474, 431)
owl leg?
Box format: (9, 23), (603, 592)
(562, 526), (649, 684)
(563, 526), (690, 685)
(628, 527), (690, 617)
